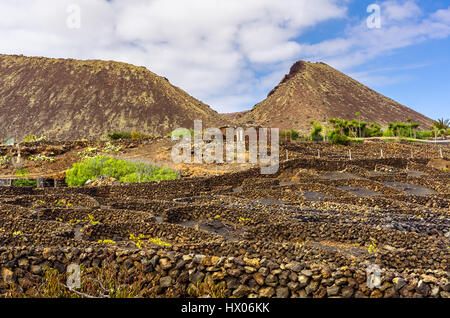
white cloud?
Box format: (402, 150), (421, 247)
(433, 7), (450, 23)
(0, 0), (449, 112)
(382, 0), (422, 22)
(348, 63), (429, 86)
(300, 1), (450, 74)
(0, 0), (347, 113)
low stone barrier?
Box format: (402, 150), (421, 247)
(0, 246), (448, 298)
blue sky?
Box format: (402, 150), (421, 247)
(335, 0), (450, 120)
(286, 0), (450, 121)
(0, 0), (449, 120)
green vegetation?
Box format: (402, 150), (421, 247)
(329, 132), (350, 145)
(365, 122), (383, 137)
(29, 154), (55, 162)
(77, 143), (123, 158)
(187, 279), (227, 298)
(108, 131), (150, 140)
(97, 239), (116, 245)
(13, 179), (37, 187)
(328, 117), (382, 138)
(430, 118), (450, 138)
(33, 199), (74, 209)
(280, 130), (302, 141)
(425, 130), (440, 140)
(108, 132), (131, 140)
(368, 242), (378, 255)
(58, 214), (101, 227)
(148, 237), (172, 247)
(328, 118), (353, 137)
(23, 134), (47, 143)
(238, 217), (252, 227)
(384, 121), (420, 138)
(168, 128), (195, 138)
(102, 142), (122, 153)
(310, 121), (324, 141)
(433, 118), (449, 131)
(15, 169), (29, 177)
(23, 134), (37, 143)
(6, 266), (146, 298)
(129, 234), (172, 249)
(130, 131), (150, 140)
(77, 147), (98, 158)
(129, 233), (146, 249)
(323, 115), (447, 142)
(65, 156), (179, 187)
(325, 118), (351, 145)
(0, 155), (10, 165)
(355, 112), (361, 138)
(86, 214), (101, 225)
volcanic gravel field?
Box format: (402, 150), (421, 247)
(0, 141), (449, 298)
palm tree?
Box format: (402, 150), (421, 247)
(406, 117), (412, 138)
(355, 112), (361, 138)
(350, 120), (359, 137)
(411, 123), (419, 139)
(433, 118), (449, 131)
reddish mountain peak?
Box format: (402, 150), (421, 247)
(0, 54), (225, 140)
(284, 61), (307, 81)
(268, 61), (308, 98)
(241, 60), (433, 133)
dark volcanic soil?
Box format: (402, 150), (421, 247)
(0, 141), (449, 298)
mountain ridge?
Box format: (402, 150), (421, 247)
(0, 54), (225, 140)
(235, 61), (433, 132)
(0, 54), (434, 141)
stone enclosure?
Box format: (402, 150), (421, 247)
(0, 142), (449, 298)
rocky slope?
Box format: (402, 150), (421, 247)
(0, 54), (225, 141)
(238, 61), (434, 132)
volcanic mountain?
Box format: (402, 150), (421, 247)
(237, 61), (434, 133)
(0, 54), (225, 141)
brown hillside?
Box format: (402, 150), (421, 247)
(0, 54), (225, 141)
(238, 61), (434, 132)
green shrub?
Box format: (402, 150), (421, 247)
(102, 142), (122, 153)
(290, 130), (300, 140)
(416, 130), (433, 140)
(29, 154), (55, 162)
(119, 170), (178, 183)
(13, 179), (37, 187)
(310, 121), (324, 141)
(77, 147), (98, 158)
(433, 118), (449, 131)
(130, 132), (150, 140)
(383, 121), (420, 138)
(15, 169), (29, 177)
(23, 134), (47, 143)
(383, 130), (394, 137)
(330, 132), (350, 145)
(280, 130), (300, 141)
(168, 129), (194, 138)
(329, 118), (351, 136)
(23, 134), (37, 143)
(65, 156), (179, 187)
(108, 132), (132, 140)
(0, 155), (10, 165)
(327, 117), (423, 139)
(108, 131), (150, 140)
(365, 123), (383, 137)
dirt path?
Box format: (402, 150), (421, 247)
(353, 137), (450, 145)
